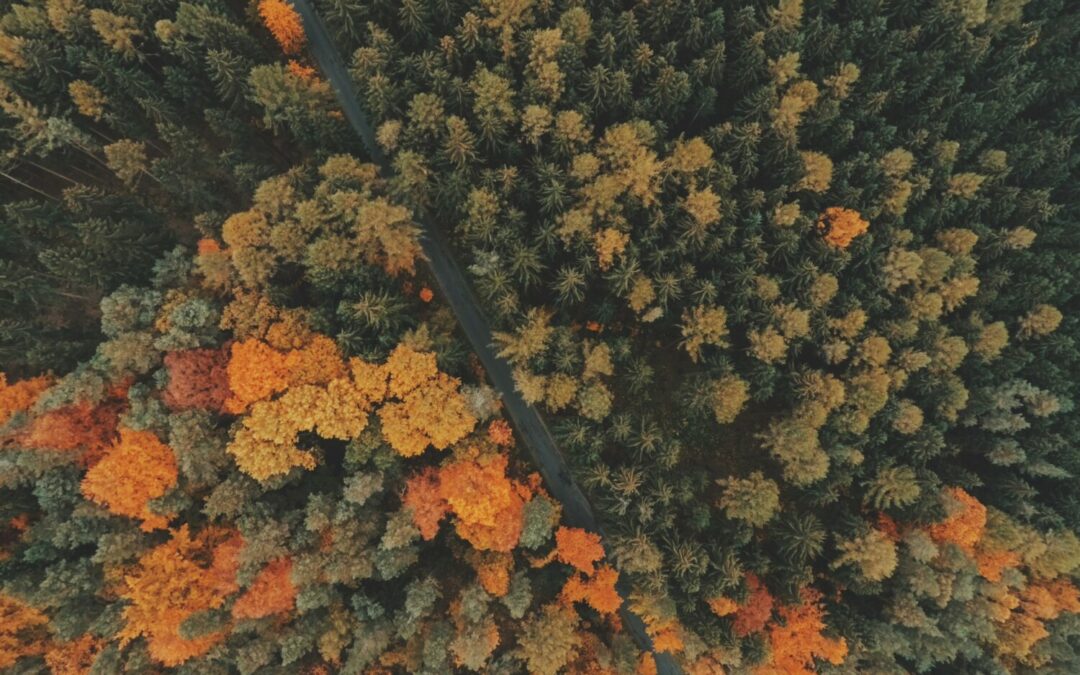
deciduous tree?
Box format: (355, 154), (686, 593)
(81, 427), (178, 531)
(119, 526), (241, 666)
(258, 0), (306, 54)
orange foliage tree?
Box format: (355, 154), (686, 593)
(119, 526), (242, 666)
(554, 526), (605, 575)
(258, 0), (306, 54)
(706, 596), (739, 617)
(232, 557), (296, 620)
(487, 418), (514, 446)
(44, 634), (105, 675)
(976, 547), (1022, 583)
(923, 488), (1024, 582)
(468, 549), (514, 597)
(649, 618), (685, 654)
(755, 588), (848, 675)
(0, 373), (51, 426)
(561, 564), (622, 614)
(817, 207), (869, 248)
(0, 594), (48, 669)
(224, 335), (345, 414)
(287, 59), (317, 79)
(81, 427), (178, 531)
(403, 452), (533, 552)
(997, 579), (1080, 664)
(436, 453), (530, 551)
(625, 591), (686, 656)
(223, 332), (345, 410)
(224, 338), (290, 412)
(927, 486), (987, 555)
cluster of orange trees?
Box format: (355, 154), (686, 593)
(0, 151), (655, 671)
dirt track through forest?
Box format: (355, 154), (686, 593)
(288, 1), (681, 671)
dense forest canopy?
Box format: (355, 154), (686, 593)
(1, 0), (1079, 673)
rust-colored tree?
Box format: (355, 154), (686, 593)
(11, 385), (128, 465)
(163, 347), (230, 412)
(733, 574), (775, 637)
(403, 466), (450, 540)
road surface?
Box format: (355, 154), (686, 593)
(289, 2), (681, 672)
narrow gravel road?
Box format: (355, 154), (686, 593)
(289, 1), (681, 672)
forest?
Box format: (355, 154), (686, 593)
(1, 0), (1079, 673)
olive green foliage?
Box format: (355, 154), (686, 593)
(334, 0), (1080, 670)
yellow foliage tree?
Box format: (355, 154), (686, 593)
(225, 337), (472, 478)
(378, 345), (476, 457)
(680, 305), (729, 362)
(594, 227), (629, 271)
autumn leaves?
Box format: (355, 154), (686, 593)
(215, 331), (464, 479)
(223, 338), (476, 480)
(401, 453), (627, 666)
(257, 0), (306, 55)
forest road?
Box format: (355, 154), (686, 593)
(290, 1), (681, 672)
